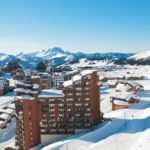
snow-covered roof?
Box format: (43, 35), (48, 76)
(0, 113), (10, 120)
(0, 120), (5, 125)
(128, 81), (143, 87)
(39, 89), (64, 98)
(33, 84), (40, 89)
(31, 76), (40, 79)
(107, 80), (118, 85)
(114, 100), (129, 106)
(15, 81), (25, 85)
(24, 69), (31, 76)
(40, 72), (50, 76)
(63, 80), (73, 87)
(15, 95), (35, 100)
(80, 70), (95, 76)
(14, 88), (38, 94)
(72, 75), (82, 82)
(116, 83), (131, 92)
(65, 70), (78, 75)
(111, 92), (140, 102)
(0, 108), (14, 114)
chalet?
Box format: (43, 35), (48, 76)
(115, 81), (144, 92)
(36, 62), (47, 72)
(115, 83), (131, 92)
(12, 69), (26, 81)
(111, 92), (140, 111)
(0, 113), (11, 124)
(112, 100), (128, 111)
(126, 75), (144, 80)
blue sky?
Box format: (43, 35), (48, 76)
(0, 0), (150, 54)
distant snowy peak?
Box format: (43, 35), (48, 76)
(129, 51), (150, 60)
(27, 47), (65, 58)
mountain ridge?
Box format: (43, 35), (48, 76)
(0, 47), (136, 68)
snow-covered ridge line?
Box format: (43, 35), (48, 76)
(0, 47), (134, 68)
(129, 50), (150, 60)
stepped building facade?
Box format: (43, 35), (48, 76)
(6, 70), (102, 150)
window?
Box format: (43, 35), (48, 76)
(75, 103), (82, 106)
(76, 92), (82, 96)
(85, 98), (90, 101)
(85, 113), (91, 116)
(49, 104), (55, 106)
(85, 87), (90, 90)
(66, 86), (73, 90)
(74, 81), (82, 85)
(84, 103), (89, 106)
(59, 104), (64, 106)
(85, 82), (90, 85)
(48, 99), (55, 102)
(66, 98), (73, 102)
(76, 87), (82, 91)
(67, 103), (73, 107)
(85, 92), (90, 96)
(67, 93), (73, 96)
(83, 75), (91, 80)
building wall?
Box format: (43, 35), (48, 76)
(39, 71), (102, 136)
(15, 99), (41, 150)
(91, 72), (101, 125)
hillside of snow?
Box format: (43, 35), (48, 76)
(129, 50), (150, 60)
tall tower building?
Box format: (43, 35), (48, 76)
(14, 96), (41, 150)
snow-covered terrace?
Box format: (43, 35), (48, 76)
(63, 69), (95, 87)
(15, 95), (35, 100)
(39, 89), (64, 98)
(14, 88), (38, 94)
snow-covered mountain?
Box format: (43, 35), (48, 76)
(0, 47), (134, 68)
(15, 47), (134, 66)
(129, 50), (150, 60)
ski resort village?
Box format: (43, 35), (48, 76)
(0, 48), (149, 150)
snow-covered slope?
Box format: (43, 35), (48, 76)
(0, 53), (16, 67)
(129, 51), (150, 60)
